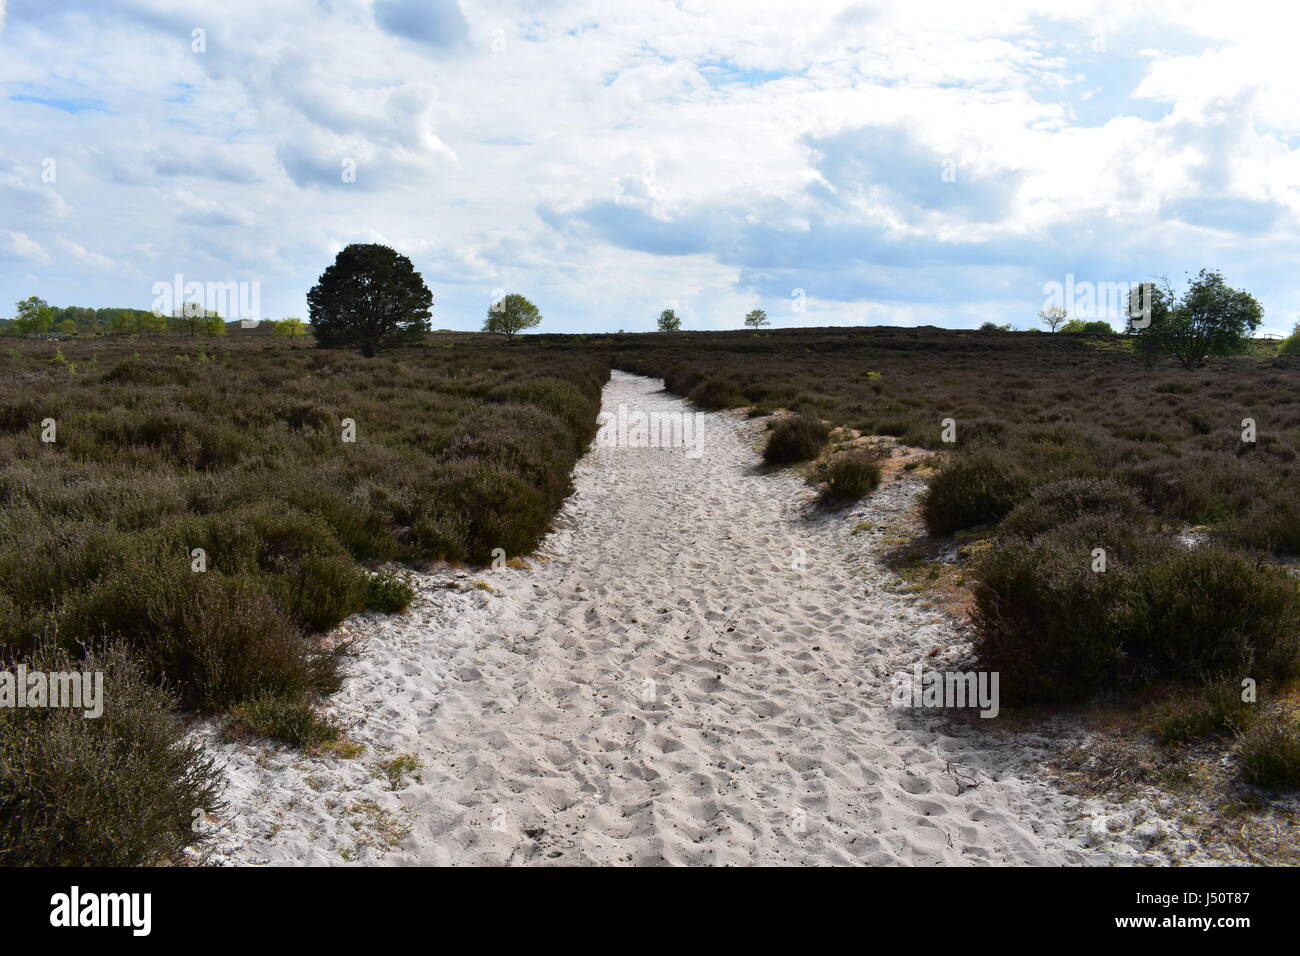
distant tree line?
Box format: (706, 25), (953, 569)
(0, 296), (309, 338)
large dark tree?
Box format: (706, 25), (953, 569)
(308, 244), (432, 356)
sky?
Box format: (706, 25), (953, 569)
(1, 0), (1298, 334)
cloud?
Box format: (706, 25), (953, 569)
(150, 148), (263, 184)
(0, 155), (71, 218)
(805, 123), (1025, 223)
(167, 189), (257, 228)
(373, 0), (469, 51)
(1162, 196), (1285, 236)
(0, 229), (48, 262)
(58, 237), (115, 268)
(0, 0), (1298, 334)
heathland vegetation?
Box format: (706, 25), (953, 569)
(1, 261), (1296, 863)
(605, 320), (1300, 787)
(0, 333), (604, 863)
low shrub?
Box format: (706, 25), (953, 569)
(999, 477), (1150, 540)
(922, 450), (1029, 534)
(228, 692), (341, 749)
(365, 569), (416, 613)
(972, 515), (1144, 700)
(1145, 681), (1257, 745)
(1215, 496), (1300, 556)
(430, 460), (551, 562)
(1278, 323), (1300, 355)
(763, 414), (830, 464)
(274, 554), (369, 632)
(687, 377), (741, 410)
(1121, 546), (1300, 683)
(1237, 708), (1300, 789)
(816, 448), (882, 501)
(0, 643), (225, 866)
(168, 573), (342, 710)
(973, 518), (1300, 702)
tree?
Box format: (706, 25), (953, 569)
(275, 317), (307, 338)
(1134, 270), (1262, 369)
(1038, 305), (1067, 332)
(657, 308), (681, 332)
(13, 296), (54, 335)
(308, 243), (432, 356)
(744, 308), (768, 331)
(1060, 319), (1114, 334)
(483, 293), (541, 342)
(979, 321), (1012, 331)
(171, 307), (222, 337)
(1279, 321), (1300, 355)
(55, 319), (77, 335)
(201, 314), (226, 336)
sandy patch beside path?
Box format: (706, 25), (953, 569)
(199, 371), (1190, 866)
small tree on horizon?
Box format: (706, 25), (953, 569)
(657, 308), (681, 331)
(308, 243), (432, 357)
(1060, 319), (1114, 334)
(483, 293), (542, 342)
(1134, 269), (1262, 369)
(1038, 305), (1067, 332)
(744, 308), (768, 331)
(13, 296), (54, 336)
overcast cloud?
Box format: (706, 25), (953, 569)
(1, 0), (1297, 333)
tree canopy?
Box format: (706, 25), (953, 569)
(1134, 270), (1262, 368)
(657, 308), (681, 331)
(13, 296), (54, 335)
(483, 293), (542, 341)
(744, 308), (768, 330)
(307, 243), (432, 356)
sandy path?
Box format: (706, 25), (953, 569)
(202, 371), (1171, 866)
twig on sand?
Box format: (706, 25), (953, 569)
(945, 761), (980, 794)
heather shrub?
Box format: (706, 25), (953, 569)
(1120, 546), (1300, 684)
(1238, 708), (1300, 789)
(435, 403), (577, 509)
(923, 450), (1029, 534)
(1126, 453), (1272, 524)
(486, 377), (599, 449)
(999, 477), (1150, 540)
(228, 692), (341, 749)
(365, 569), (416, 613)
(1215, 495), (1300, 556)
(293, 481), (402, 560)
(974, 518), (1300, 702)
(1145, 680), (1258, 745)
(273, 554), (370, 632)
(688, 377), (742, 409)
(166, 572), (342, 709)
(972, 516), (1148, 700)
(0, 643), (225, 866)
(816, 448), (882, 501)
(430, 460), (551, 562)
(763, 414), (830, 464)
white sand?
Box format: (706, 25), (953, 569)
(196, 371), (1207, 866)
